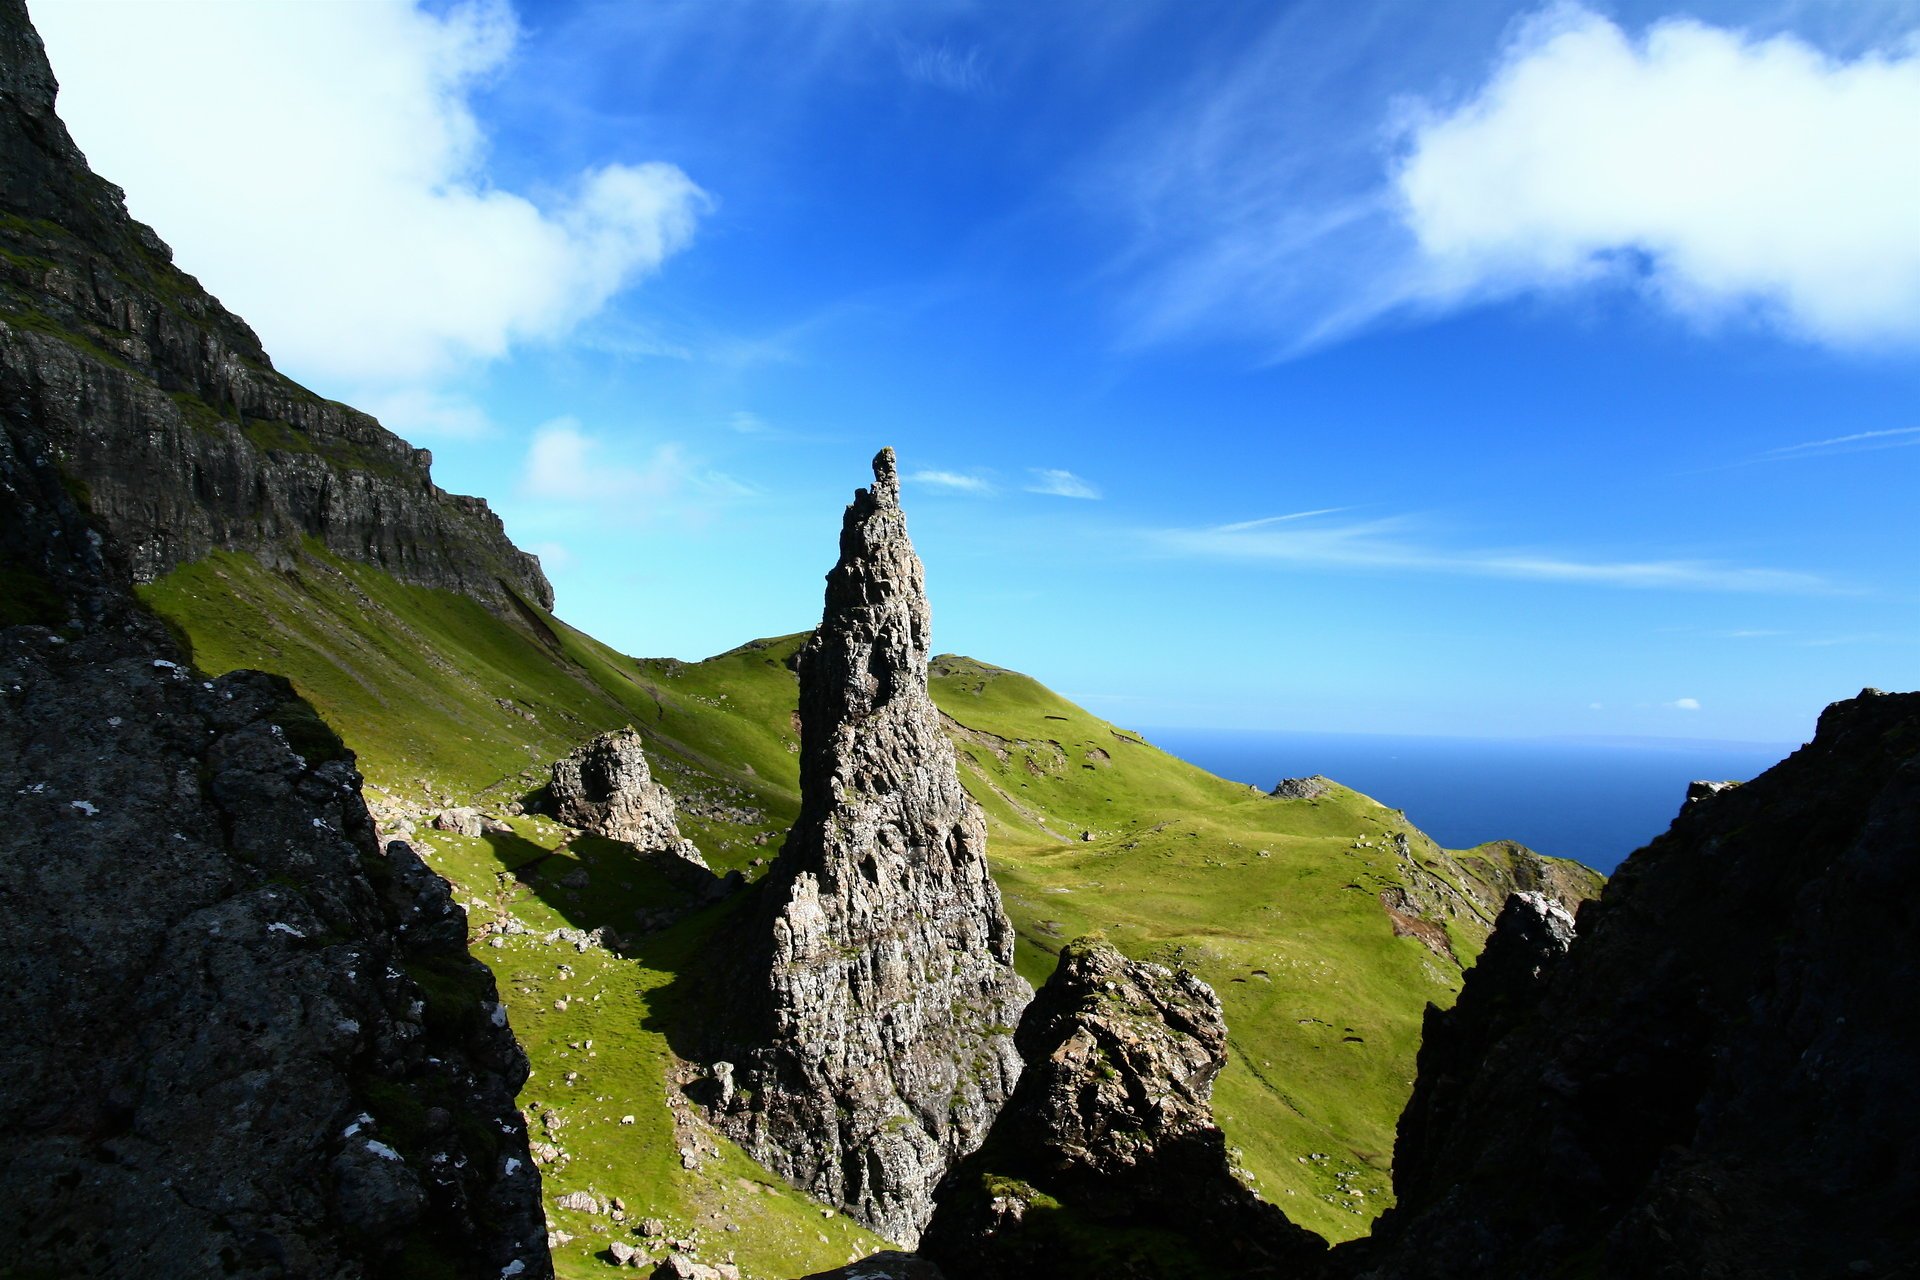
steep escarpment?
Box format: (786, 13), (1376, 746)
(0, 0), (548, 614)
(922, 937), (1325, 1279)
(713, 449), (1031, 1245)
(1346, 689), (1920, 1280)
(0, 4), (550, 1274)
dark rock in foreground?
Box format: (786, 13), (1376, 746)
(0, 629), (550, 1278)
(798, 1253), (945, 1280)
(551, 727), (709, 869)
(715, 448), (1030, 1245)
(1346, 688), (1920, 1280)
(921, 936), (1325, 1279)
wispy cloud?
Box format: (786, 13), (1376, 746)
(1760, 426), (1920, 458)
(1670, 697), (1702, 711)
(898, 39), (991, 94)
(1027, 468), (1102, 499)
(1152, 509), (1834, 594)
(908, 469), (997, 494)
(1215, 507), (1352, 533)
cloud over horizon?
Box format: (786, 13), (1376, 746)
(34, 0), (707, 390)
(1154, 509), (1835, 594)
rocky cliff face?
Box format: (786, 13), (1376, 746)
(713, 449), (1030, 1246)
(1346, 689), (1920, 1280)
(0, 4), (550, 1274)
(921, 937), (1325, 1279)
(0, 0), (549, 615)
(551, 728), (708, 870)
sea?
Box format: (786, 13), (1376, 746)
(1137, 727), (1798, 874)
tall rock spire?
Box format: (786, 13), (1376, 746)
(715, 447), (1030, 1245)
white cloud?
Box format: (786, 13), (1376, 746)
(1394, 5), (1920, 348)
(1027, 468), (1102, 500)
(1671, 697), (1703, 711)
(34, 0), (707, 388)
(908, 470), (997, 494)
(1102, 3), (1920, 354)
(1153, 510), (1833, 593)
(521, 418), (751, 519)
(358, 388), (497, 441)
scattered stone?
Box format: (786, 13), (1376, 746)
(433, 806), (488, 837)
(555, 1191), (603, 1215)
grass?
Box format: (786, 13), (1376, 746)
(140, 544), (1603, 1253)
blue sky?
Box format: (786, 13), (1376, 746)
(33, 0), (1920, 744)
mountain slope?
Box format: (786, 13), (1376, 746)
(140, 539), (1603, 1250)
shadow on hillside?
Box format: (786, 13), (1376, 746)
(476, 827), (759, 1077)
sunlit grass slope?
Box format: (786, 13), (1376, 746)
(141, 546), (1601, 1249)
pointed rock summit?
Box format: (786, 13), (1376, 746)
(715, 448), (1030, 1245)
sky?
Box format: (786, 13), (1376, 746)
(30, 0), (1920, 746)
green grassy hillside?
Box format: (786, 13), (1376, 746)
(140, 543), (1602, 1259)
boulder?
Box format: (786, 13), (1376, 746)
(551, 729), (708, 870)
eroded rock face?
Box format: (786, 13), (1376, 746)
(715, 448), (1029, 1245)
(920, 938), (1324, 1278)
(1349, 689), (1920, 1280)
(551, 728), (708, 869)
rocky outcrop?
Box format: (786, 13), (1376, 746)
(1271, 774), (1332, 800)
(0, 632), (550, 1278)
(1347, 689), (1920, 1280)
(713, 449), (1030, 1245)
(0, 0), (548, 615)
(920, 938), (1325, 1279)
(0, 4), (549, 1273)
(1382, 892), (1575, 1211)
(551, 728), (708, 869)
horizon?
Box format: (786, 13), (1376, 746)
(30, 0), (1918, 745)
